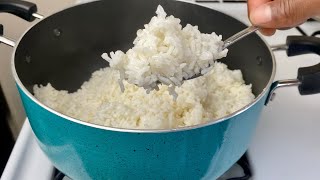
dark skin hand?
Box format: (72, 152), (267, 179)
(247, 0), (320, 36)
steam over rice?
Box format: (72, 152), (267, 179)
(34, 63), (254, 129)
(101, 5), (228, 93)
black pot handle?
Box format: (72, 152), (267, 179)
(298, 63), (320, 95)
(0, 1), (43, 46)
(266, 36), (320, 105)
(287, 36), (320, 56)
(0, 24), (3, 36)
(286, 36), (320, 95)
(0, 23), (15, 47)
(0, 0), (38, 21)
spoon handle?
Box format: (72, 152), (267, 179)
(222, 26), (259, 49)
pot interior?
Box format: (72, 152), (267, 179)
(14, 0), (273, 97)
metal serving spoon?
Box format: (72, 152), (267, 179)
(186, 25), (259, 80)
(153, 26), (259, 88)
(221, 25), (259, 50)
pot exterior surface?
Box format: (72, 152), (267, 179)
(18, 85), (266, 180)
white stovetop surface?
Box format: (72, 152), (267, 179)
(2, 2), (320, 180)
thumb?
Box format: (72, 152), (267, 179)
(250, 0), (320, 29)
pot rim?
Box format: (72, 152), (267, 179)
(11, 0), (276, 133)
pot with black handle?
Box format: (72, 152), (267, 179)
(1, 0), (320, 179)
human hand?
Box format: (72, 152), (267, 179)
(248, 0), (320, 36)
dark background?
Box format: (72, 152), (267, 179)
(0, 85), (14, 175)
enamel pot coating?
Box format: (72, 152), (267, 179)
(5, 0), (277, 179)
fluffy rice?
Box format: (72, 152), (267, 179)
(33, 5), (254, 129)
(101, 5), (228, 93)
(33, 62), (255, 129)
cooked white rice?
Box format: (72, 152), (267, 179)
(101, 5), (228, 93)
(34, 62), (255, 129)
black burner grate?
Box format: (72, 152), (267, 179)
(225, 153), (252, 180)
(53, 153), (252, 180)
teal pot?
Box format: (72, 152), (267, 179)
(1, 0), (320, 179)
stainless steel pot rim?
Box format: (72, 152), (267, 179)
(10, 0), (276, 133)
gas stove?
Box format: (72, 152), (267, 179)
(2, 1), (320, 180)
(51, 153), (252, 180)
(52, 152), (252, 180)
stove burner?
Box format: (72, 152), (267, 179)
(53, 153), (252, 180)
(225, 153), (252, 180)
(311, 31), (320, 37)
(53, 171), (66, 180)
